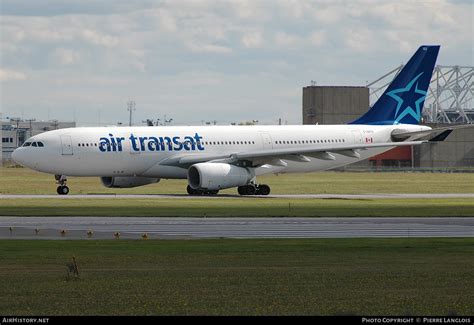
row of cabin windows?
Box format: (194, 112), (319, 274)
(202, 141), (255, 146)
(77, 139), (346, 149)
(77, 141), (256, 147)
(23, 141), (44, 147)
(275, 139), (346, 145)
(78, 143), (98, 147)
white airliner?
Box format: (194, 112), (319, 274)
(11, 45), (470, 195)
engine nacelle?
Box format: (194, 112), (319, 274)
(188, 163), (253, 190)
(100, 176), (160, 188)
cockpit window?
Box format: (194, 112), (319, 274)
(26, 141), (45, 147)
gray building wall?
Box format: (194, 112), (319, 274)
(1, 123), (23, 162)
(414, 124), (474, 169)
(302, 86), (369, 125)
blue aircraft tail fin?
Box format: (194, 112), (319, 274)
(350, 45), (440, 125)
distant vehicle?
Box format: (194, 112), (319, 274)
(12, 45), (470, 195)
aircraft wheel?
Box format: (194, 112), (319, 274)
(246, 185), (257, 195)
(57, 186), (69, 195)
(258, 184), (271, 196)
(187, 185), (198, 195)
(238, 185), (256, 195)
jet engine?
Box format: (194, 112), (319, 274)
(187, 163), (253, 190)
(100, 176), (160, 188)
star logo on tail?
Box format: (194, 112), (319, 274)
(386, 72), (427, 124)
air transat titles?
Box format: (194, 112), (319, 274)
(99, 133), (205, 152)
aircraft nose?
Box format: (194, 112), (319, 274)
(11, 148), (24, 165)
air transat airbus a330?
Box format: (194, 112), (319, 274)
(12, 45), (469, 195)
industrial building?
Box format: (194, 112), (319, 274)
(302, 86), (369, 125)
(1, 119), (76, 164)
(302, 65), (474, 169)
(415, 124), (474, 168)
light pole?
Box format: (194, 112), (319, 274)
(25, 118), (36, 138)
(10, 118), (22, 147)
(127, 100), (136, 126)
(50, 119), (59, 130)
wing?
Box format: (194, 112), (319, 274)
(160, 140), (426, 168)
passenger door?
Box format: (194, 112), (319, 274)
(60, 135), (73, 155)
(351, 129), (363, 144)
(259, 132), (273, 150)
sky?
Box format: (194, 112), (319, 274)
(1, 0), (472, 126)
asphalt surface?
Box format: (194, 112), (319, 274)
(1, 193), (474, 199)
(0, 217), (472, 240)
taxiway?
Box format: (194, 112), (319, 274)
(1, 216), (472, 239)
(1, 193), (474, 199)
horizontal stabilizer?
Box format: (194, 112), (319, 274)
(391, 124), (474, 142)
(429, 129), (453, 142)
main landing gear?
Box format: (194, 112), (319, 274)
(186, 185), (219, 196)
(185, 184), (271, 196)
(55, 175), (69, 195)
(238, 184), (271, 196)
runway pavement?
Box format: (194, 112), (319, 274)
(1, 193), (474, 199)
(0, 217), (472, 240)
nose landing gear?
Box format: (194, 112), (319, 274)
(55, 175), (69, 195)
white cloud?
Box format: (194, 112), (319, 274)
(309, 30), (326, 46)
(1, 0), (472, 125)
(312, 5), (342, 24)
(229, 0), (269, 20)
(0, 69), (27, 82)
(274, 32), (300, 47)
(242, 31), (264, 48)
(275, 0), (308, 19)
(344, 28), (376, 53)
(80, 29), (119, 47)
(52, 48), (81, 65)
(145, 8), (177, 32)
(186, 43), (233, 54)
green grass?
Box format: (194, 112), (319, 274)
(1, 198), (474, 217)
(2, 167), (473, 217)
(1, 167), (474, 195)
(0, 238), (472, 315)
